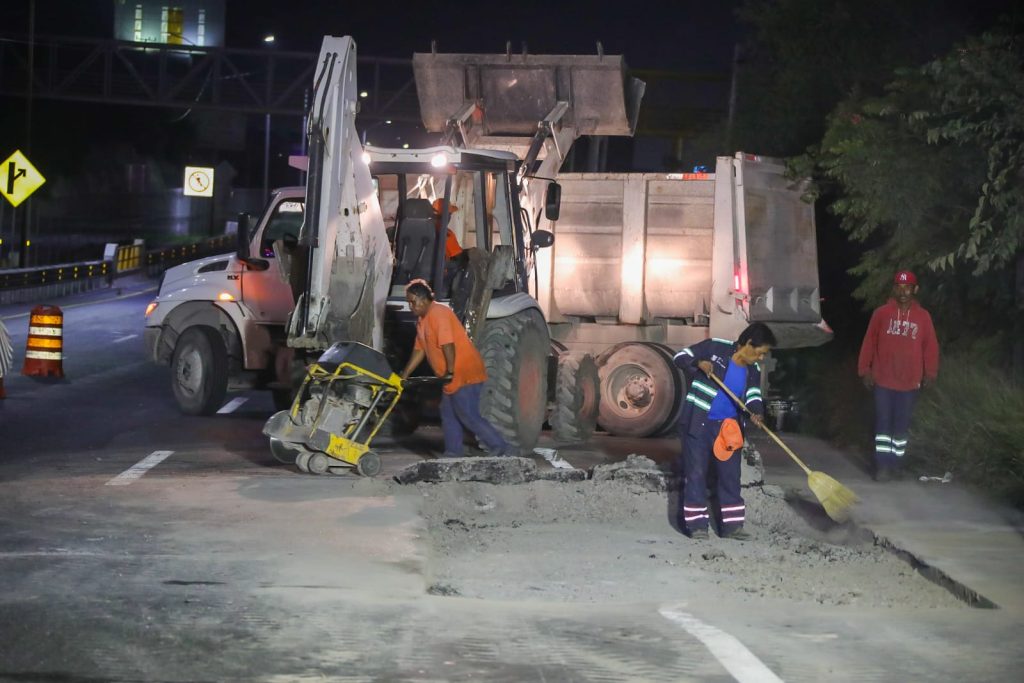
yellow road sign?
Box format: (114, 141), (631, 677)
(183, 166), (215, 197)
(0, 150), (46, 207)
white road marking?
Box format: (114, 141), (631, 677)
(105, 450), (174, 486)
(112, 334), (139, 343)
(217, 397), (248, 414)
(659, 605), (785, 683)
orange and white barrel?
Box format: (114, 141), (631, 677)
(22, 305), (64, 378)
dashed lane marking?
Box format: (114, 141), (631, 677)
(105, 450), (174, 486)
(112, 334), (139, 343)
(659, 605), (785, 683)
(217, 397), (248, 414)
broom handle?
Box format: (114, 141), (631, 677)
(707, 372), (813, 476)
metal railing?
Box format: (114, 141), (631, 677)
(144, 236), (233, 276)
(0, 235), (236, 304)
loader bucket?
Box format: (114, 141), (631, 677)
(413, 51), (645, 137)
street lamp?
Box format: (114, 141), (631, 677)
(262, 35), (276, 200)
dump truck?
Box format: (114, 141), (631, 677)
(530, 157), (832, 437)
(144, 36), (644, 462)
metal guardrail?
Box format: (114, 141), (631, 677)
(143, 236), (234, 276)
(0, 261), (111, 290)
(0, 260), (112, 305)
(0, 235), (236, 304)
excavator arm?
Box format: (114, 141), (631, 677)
(287, 36), (393, 352)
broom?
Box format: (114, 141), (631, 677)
(708, 373), (858, 523)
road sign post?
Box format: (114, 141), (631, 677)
(183, 166), (216, 236)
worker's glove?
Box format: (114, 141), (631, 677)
(861, 373), (875, 389)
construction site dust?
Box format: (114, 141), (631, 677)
(409, 464), (964, 609)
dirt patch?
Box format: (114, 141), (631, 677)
(418, 479), (965, 609)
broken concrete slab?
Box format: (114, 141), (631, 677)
(598, 468), (668, 492)
(535, 469), (587, 483)
(395, 456), (537, 485)
(590, 453), (668, 491)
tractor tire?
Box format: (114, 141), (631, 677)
(170, 326), (229, 416)
(550, 352), (600, 444)
(271, 353), (307, 411)
(376, 400), (422, 437)
(596, 342), (678, 437)
(478, 308), (550, 454)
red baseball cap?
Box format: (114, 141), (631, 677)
(894, 270), (917, 285)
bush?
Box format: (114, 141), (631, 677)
(911, 356), (1024, 506)
(774, 347), (874, 455)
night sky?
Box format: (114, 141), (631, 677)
(0, 1), (744, 192)
(5, 0), (741, 68)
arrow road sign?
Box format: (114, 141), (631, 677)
(0, 150), (46, 207)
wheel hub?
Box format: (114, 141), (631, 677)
(176, 349), (203, 396)
(623, 375), (653, 407)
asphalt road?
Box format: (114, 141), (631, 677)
(1, 289), (1022, 682)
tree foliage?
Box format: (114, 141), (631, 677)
(733, 0), (966, 156)
(804, 29), (1023, 335)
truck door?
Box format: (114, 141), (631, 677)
(242, 197), (303, 323)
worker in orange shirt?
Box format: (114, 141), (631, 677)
(400, 279), (514, 458)
(431, 198), (464, 260)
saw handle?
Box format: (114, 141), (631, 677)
(707, 371), (813, 476)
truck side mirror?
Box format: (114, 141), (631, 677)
(544, 182), (561, 221)
(236, 212), (269, 271)
(532, 229), (554, 249)
(235, 212), (251, 259)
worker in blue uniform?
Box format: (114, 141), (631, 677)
(673, 323), (776, 540)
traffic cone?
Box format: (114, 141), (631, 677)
(22, 305), (64, 379)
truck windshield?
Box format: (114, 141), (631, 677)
(260, 199), (304, 258)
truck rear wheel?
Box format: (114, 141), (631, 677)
(597, 342), (678, 437)
(170, 326), (229, 416)
(550, 352), (600, 444)
(647, 343), (687, 436)
(479, 308), (550, 453)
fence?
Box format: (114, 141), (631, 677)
(0, 235), (236, 305)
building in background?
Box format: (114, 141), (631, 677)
(113, 0), (225, 47)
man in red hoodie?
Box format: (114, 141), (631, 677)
(858, 270), (940, 481)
